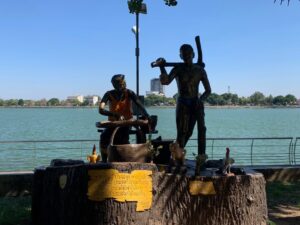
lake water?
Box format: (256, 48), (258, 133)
(0, 107), (300, 171)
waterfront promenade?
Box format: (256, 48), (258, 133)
(1, 136), (300, 171)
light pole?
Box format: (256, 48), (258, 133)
(128, 1), (176, 112)
(134, 12), (140, 98)
(128, 1), (147, 98)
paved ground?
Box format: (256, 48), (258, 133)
(269, 205), (300, 225)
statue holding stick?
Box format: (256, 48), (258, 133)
(152, 36), (211, 171)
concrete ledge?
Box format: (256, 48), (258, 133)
(0, 171), (33, 197)
(252, 165), (300, 182)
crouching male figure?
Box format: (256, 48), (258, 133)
(99, 74), (150, 162)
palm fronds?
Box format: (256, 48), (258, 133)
(274, 0), (300, 5)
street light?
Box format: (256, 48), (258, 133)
(164, 0), (177, 6)
(131, 25), (137, 34)
(128, 0), (147, 99)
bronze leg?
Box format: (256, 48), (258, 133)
(176, 102), (196, 148)
(197, 103), (206, 155)
(100, 128), (112, 163)
(100, 147), (108, 163)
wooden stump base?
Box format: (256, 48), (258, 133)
(32, 162), (267, 225)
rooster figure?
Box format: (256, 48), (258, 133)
(222, 147), (235, 176)
(87, 144), (101, 163)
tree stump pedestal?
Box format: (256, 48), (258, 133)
(32, 161), (267, 225)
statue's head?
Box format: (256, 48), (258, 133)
(111, 74), (126, 91)
(179, 44), (194, 63)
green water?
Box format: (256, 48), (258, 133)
(0, 107), (299, 171)
(0, 107), (300, 140)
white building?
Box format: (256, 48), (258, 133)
(151, 78), (164, 94)
(67, 95), (84, 103)
(146, 78), (165, 96)
(146, 91), (165, 97)
(85, 95), (99, 106)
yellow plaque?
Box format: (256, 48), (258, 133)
(87, 169), (152, 211)
(189, 180), (216, 195)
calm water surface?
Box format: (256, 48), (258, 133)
(1, 107), (300, 140)
(0, 107), (299, 170)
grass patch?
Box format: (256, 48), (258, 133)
(266, 181), (300, 208)
(0, 196), (31, 225)
(267, 219), (277, 225)
(0, 181), (298, 225)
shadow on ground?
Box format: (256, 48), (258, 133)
(267, 181), (300, 225)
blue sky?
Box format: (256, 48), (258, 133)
(1, 0), (300, 100)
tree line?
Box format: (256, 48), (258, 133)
(0, 98), (97, 107)
(0, 92), (298, 107)
(144, 91), (299, 107)
(206, 92), (298, 106)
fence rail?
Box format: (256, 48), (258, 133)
(294, 137), (300, 164)
(0, 137), (300, 171)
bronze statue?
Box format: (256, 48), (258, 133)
(222, 147), (235, 176)
(87, 144), (101, 163)
(99, 74), (150, 162)
(153, 39), (211, 157)
(169, 142), (186, 166)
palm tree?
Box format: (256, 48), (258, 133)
(274, 0), (291, 5)
(155, 0), (297, 6)
(166, 0), (296, 6)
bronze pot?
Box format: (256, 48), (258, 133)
(107, 127), (151, 163)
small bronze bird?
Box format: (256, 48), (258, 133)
(87, 144), (101, 163)
(222, 147), (235, 176)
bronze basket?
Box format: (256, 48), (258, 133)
(107, 127), (152, 163)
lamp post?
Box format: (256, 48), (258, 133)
(128, 1), (176, 112)
(128, 1), (147, 99)
(134, 12), (140, 98)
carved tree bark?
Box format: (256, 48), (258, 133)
(32, 162), (267, 225)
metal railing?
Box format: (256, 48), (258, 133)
(0, 137), (300, 171)
(0, 139), (99, 172)
(294, 137), (300, 165)
(186, 137), (295, 166)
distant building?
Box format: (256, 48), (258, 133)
(145, 91), (165, 97)
(67, 95), (84, 103)
(151, 78), (164, 94)
(146, 78), (165, 96)
(85, 95), (99, 106)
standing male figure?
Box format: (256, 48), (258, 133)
(156, 44), (211, 156)
(99, 74), (150, 162)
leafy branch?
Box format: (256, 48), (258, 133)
(274, 0), (291, 5)
(274, 0), (300, 5)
